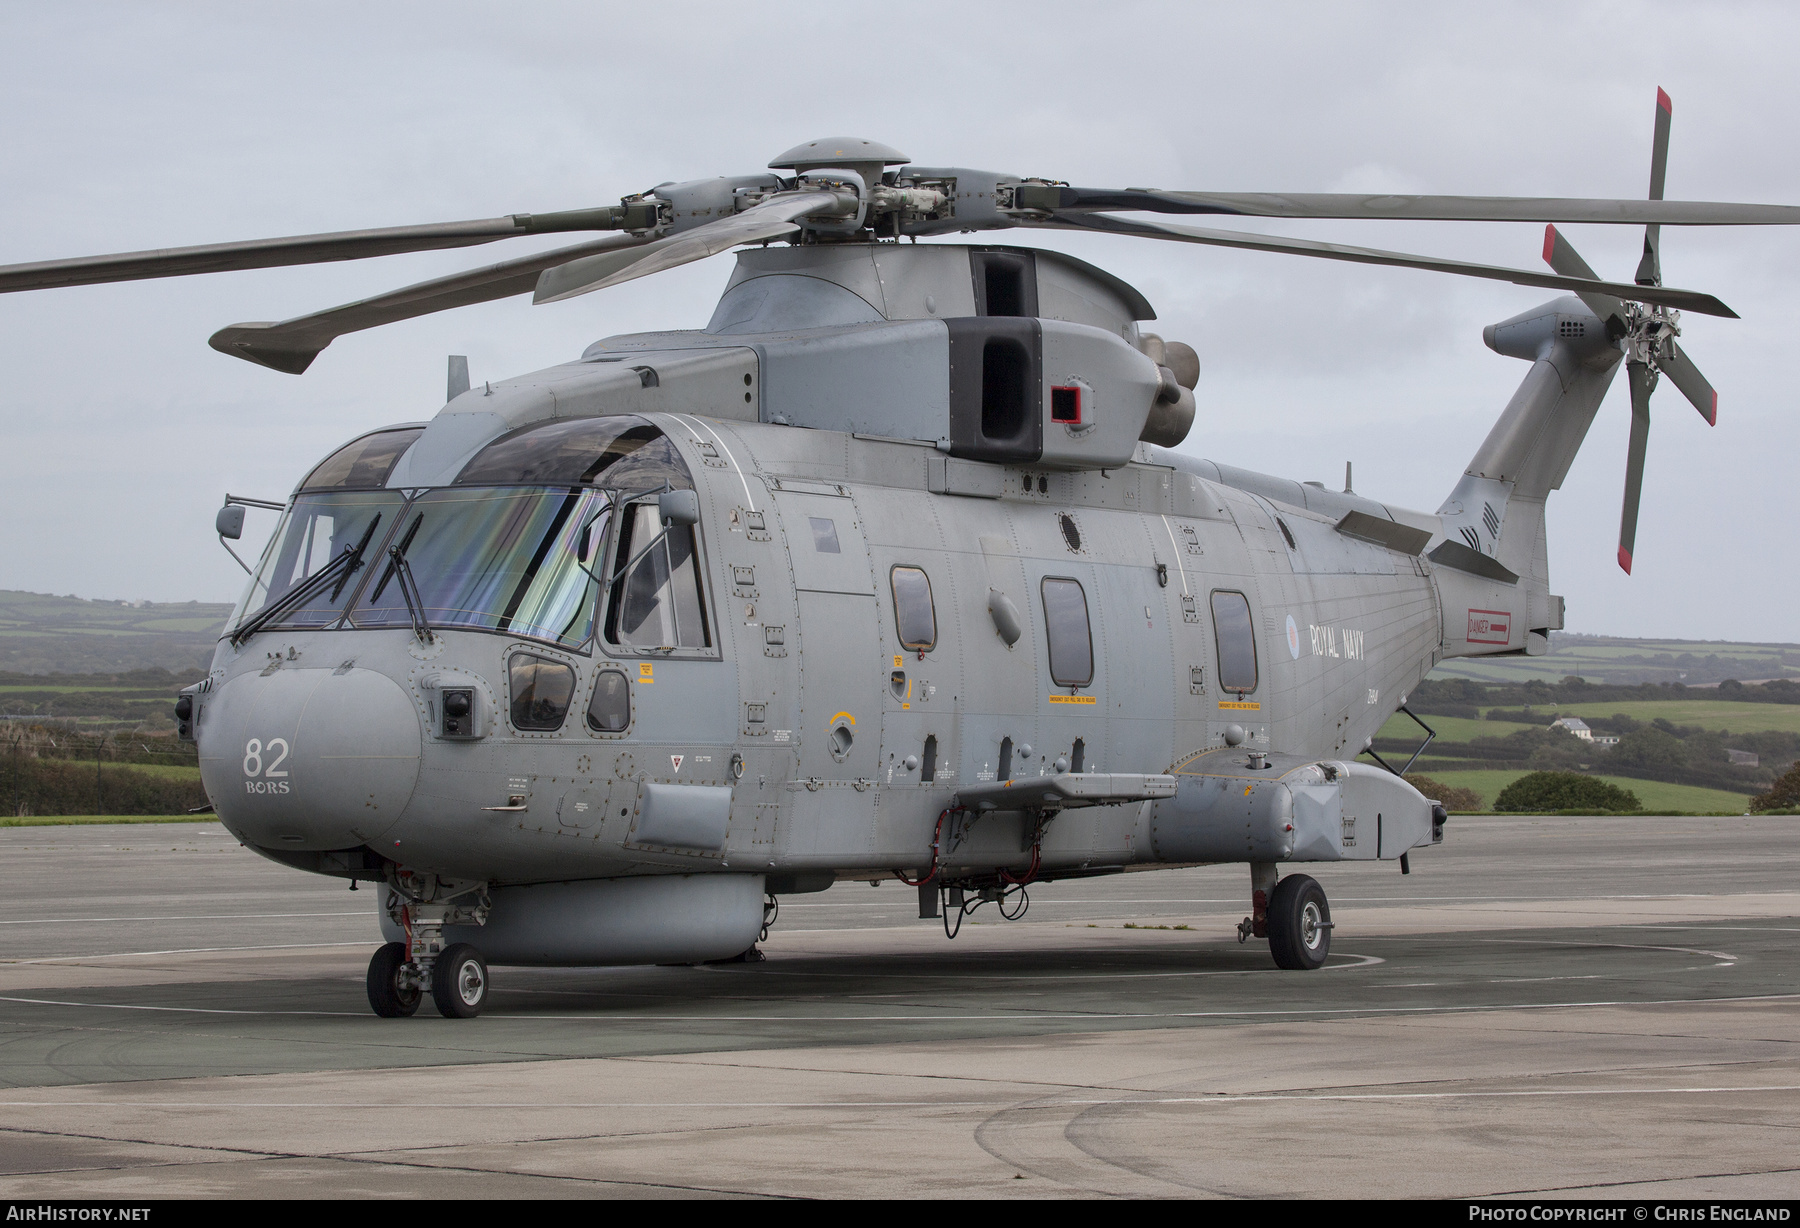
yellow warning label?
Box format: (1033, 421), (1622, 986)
(893, 655), (903, 668)
(1218, 700), (1260, 710)
(638, 663), (655, 684)
(1049, 694), (1098, 705)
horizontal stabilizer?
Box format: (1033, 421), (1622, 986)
(1335, 510), (1431, 555)
(954, 772), (1176, 812)
(1427, 539), (1519, 584)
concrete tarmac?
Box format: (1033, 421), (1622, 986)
(1, 815), (1796, 1199)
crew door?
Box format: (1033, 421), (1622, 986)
(772, 485), (881, 859)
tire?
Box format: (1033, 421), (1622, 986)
(366, 942), (420, 1017)
(431, 943), (489, 1019)
(1267, 874), (1331, 970)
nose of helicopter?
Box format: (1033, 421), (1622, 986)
(198, 664), (422, 852)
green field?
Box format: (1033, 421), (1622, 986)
(50, 759), (204, 782)
(0, 814), (215, 827)
(1377, 713), (1538, 743)
(1429, 634), (1800, 686)
(0, 590), (230, 674)
(1534, 700), (1800, 736)
(1416, 769), (1751, 814)
(1381, 702), (1800, 743)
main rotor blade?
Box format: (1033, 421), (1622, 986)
(1661, 339), (1719, 425)
(209, 232), (655, 374)
(1542, 224), (1626, 325)
(1017, 185), (1800, 226)
(1619, 361), (1655, 574)
(1037, 213), (1738, 317)
(1636, 87), (1674, 287)
(0, 208), (636, 294)
(534, 193), (842, 304)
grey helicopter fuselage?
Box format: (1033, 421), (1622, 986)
(185, 239), (1603, 967)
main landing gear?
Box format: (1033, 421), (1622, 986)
(366, 870), (493, 1018)
(1237, 862), (1332, 970)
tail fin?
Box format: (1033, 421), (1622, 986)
(1435, 295), (1623, 652)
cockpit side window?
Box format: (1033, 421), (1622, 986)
(603, 500), (712, 651)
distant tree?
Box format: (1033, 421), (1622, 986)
(1610, 726), (1690, 771)
(1494, 772), (1641, 812)
(1403, 774), (1484, 812)
(1749, 762), (1800, 813)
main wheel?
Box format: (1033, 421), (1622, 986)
(366, 941), (420, 1017)
(1267, 874), (1332, 970)
(431, 943), (489, 1018)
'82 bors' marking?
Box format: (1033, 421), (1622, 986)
(242, 738), (292, 794)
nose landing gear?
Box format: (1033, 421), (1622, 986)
(367, 870), (493, 1018)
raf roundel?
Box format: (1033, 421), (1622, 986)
(1286, 615), (1301, 660)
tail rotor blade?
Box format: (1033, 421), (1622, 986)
(1618, 361), (1656, 574)
(1661, 338), (1719, 424)
(1636, 87), (1674, 287)
(1542, 224), (1627, 325)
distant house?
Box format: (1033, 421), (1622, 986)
(1727, 749), (1760, 767)
(1551, 716), (1594, 741)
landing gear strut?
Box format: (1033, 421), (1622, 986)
(1238, 863), (1332, 970)
(366, 869), (492, 1018)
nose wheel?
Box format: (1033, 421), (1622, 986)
(431, 943), (489, 1018)
(365, 940), (490, 1018)
(366, 942), (421, 1017)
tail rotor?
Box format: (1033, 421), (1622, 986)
(1543, 88), (1718, 574)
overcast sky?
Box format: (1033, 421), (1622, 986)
(1, 2), (1795, 642)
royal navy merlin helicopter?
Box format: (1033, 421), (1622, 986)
(6, 94), (1791, 1018)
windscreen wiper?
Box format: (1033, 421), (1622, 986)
(229, 513), (382, 647)
(368, 514), (423, 605)
(384, 530), (433, 646)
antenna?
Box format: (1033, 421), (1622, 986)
(1344, 461), (1354, 495)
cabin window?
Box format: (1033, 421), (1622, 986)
(1211, 590), (1259, 693)
(1041, 577), (1094, 688)
(890, 566), (937, 652)
(586, 669), (631, 733)
(604, 501), (711, 650)
(809, 517), (842, 553)
(509, 652), (576, 731)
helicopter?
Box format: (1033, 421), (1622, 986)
(4, 97), (1791, 1019)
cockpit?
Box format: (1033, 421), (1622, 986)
(227, 416), (711, 655)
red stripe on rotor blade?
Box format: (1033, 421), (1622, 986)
(1617, 545), (1633, 575)
(1543, 224), (1557, 266)
(1707, 390), (1718, 426)
(1657, 87), (1672, 115)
